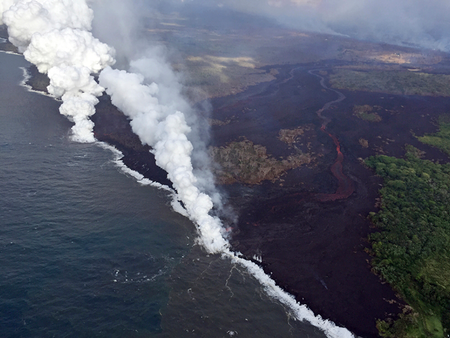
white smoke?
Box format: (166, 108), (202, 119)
(99, 61), (229, 253)
(0, 0), (115, 142)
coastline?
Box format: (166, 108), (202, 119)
(1, 29), (421, 336)
(20, 63), (174, 189)
(4, 56), (386, 337)
(3, 9), (450, 334)
(3, 54), (359, 336)
(0, 45), (355, 334)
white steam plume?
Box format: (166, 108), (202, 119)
(99, 58), (229, 253)
(0, 0), (115, 142)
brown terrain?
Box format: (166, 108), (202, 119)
(3, 12), (450, 337)
(209, 63), (450, 337)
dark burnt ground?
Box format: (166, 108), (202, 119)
(0, 25), (18, 54)
(21, 65), (173, 188)
(92, 95), (173, 188)
(212, 62), (450, 338)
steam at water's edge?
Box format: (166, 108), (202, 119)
(99, 64), (228, 253)
(0, 0), (114, 142)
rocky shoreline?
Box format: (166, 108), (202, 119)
(0, 26), (170, 188)
(14, 59), (397, 337)
(7, 26), (450, 335)
(20, 63), (173, 188)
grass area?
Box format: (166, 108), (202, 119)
(418, 115), (450, 155)
(181, 60), (276, 100)
(365, 147), (450, 337)
(330, 69), (450, 96)
(353, 105), (382, 122)
(278, 125), (313, 144)
(209, 139), (312, 184)
(359, 138), (369, 148)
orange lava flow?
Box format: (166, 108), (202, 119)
(316, 125), (354, 202)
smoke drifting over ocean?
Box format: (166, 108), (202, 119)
(99, 63), (228, 253)
(0, 0), (228, 252)
(1, 0), (115, 142)
(0, 0), (229, 252)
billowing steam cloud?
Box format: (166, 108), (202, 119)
(99, 59), (228, 253)
(0, 0), (115, 142)
(0, 0), (227, 252)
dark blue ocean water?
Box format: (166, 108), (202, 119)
(0, 51), (327, 338)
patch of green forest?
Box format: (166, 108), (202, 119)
(329, 69), (450, 96)
(365, 146), (450, 338)
(418, 114), (450, 156)
(353, 104), (382, 122)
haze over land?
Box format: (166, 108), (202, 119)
(147, 0), (450, 52)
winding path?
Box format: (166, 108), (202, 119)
(308, 70), (354, 202)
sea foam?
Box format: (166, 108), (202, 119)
(19, 67), (55, 98)
(226, 251), (355, 338)
(96, 143), (355, 337)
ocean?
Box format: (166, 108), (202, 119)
(0, 50), (330, 338)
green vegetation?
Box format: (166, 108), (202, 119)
(278, 125), (313, 144)
(405, 144), (426, 159)
(365, 147), (450, 337)
(418, 114), (450, 155)
(210, 139), (312, 184)
(353, 104), (382, 122)
(330, 69), (450, 96)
